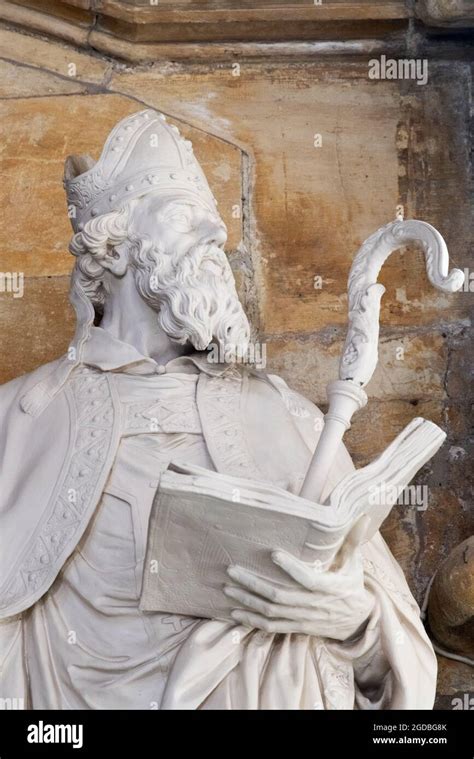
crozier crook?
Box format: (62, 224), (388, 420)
(300, 219), (465, 503)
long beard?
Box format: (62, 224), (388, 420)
(130, 238), (250, 357)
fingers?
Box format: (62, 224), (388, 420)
(228, 554), (361, 599)
(227, 565), (303, 604)
(231, 607), (367, 640)
(230, 609), (314, 635)
(224, 584), (317, 621)
(271, 550), (322, 590)
(271, 551), (358, 592)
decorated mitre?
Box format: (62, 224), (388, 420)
(64, 109), (218, 232)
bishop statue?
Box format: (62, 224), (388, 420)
(0, 110), (436, 710)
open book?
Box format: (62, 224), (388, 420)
(139, 417), (445, 620)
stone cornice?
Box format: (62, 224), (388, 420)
(0, 0), (472, 62)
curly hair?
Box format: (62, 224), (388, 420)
(69, 202), (136, 313)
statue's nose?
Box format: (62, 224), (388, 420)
(201, 219), (227, 247)
(214, 225), (227, 246)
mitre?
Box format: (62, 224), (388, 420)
(64, 109), (218, 232)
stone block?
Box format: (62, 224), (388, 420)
(0, 27), (110, 83)
(0, 59), (86, 98)
(0, 276), (74, 385)
(265, 331), (448, 406)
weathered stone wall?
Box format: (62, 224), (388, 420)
(0, 6), (472, 705)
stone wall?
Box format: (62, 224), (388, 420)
(0, 1), (472, 706)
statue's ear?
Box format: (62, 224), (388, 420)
(100, 242), (129, 277)
(64, 154), (95, 181)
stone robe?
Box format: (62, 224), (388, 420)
(0, 329), (437, 709)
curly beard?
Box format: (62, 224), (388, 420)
(129, 235), (250, 358)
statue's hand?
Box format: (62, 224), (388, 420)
(224, 515), (374, 641)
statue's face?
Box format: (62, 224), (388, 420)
(130, 194), (228, 267)
(120, 192), (250, 355)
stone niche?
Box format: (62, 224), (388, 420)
(0, 0), (472, 708)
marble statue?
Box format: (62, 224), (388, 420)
(0, 109), (446, 710)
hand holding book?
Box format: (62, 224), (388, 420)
(225, 514), (375, 640)
(140, 417), (445, 623)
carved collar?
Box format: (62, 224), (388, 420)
(82, 326), (229, 378)
(20, 328), (232, 418)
